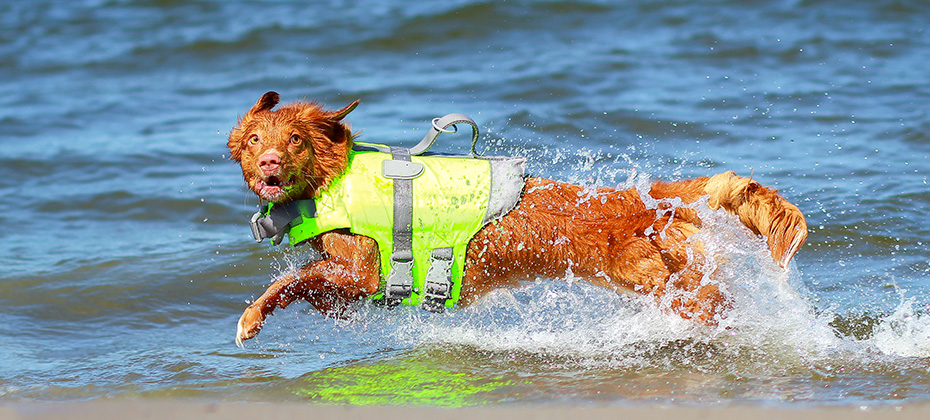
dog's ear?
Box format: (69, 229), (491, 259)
(227, 128), (246, 162)
(247, 91), (280, 117)
(326, 100), (359, 145)
(228, 92), (279, 162)
(331, 100), (360, 121)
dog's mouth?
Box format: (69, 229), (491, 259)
(264, 175), (288, 187)
(254, 175), (297, 201)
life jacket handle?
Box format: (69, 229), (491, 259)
(408, 113), (480, 157)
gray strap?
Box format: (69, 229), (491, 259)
(375, 113), (479, 304)
(421, 248), (455, 313)
(382, 146), (415, 301)
(409, 113), (480, 157)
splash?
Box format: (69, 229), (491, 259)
(325, 181), (906, 377)
(868, 296), (930, 358)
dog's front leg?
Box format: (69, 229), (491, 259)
(236, 271), (310, 346)
(235, 231), (381, 347)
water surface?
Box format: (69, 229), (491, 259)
(1, 0), (929, 407)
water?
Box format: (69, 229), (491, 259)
(2, 0), (930, 407)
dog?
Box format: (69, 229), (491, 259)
(229, 91), (807, 346)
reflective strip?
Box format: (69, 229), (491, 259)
(383, 146), (415, 302)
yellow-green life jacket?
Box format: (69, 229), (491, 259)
(250, 141), (526, 311)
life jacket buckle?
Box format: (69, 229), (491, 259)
(421, 248), (454, 313)
(249, 210), (286, 244)
(249, 201), (313, 245)
(249, 211), (265, 243)
(383, 252), (414, 304)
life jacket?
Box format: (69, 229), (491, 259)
(249, 114), (526, 312)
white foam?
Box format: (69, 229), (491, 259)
(867, 296), (930, 358)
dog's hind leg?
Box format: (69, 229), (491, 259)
(650, 219), (726, 324)
(601, 219), (725, 324)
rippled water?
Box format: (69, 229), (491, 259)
(2, 0), (930, 407)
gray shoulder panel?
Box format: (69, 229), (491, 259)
(485, 156), (527, 224)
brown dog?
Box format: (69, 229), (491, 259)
(229, 92), (807, 346)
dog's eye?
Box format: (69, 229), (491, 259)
(289, 134), (302, 145)
(248, 135), (260, 145)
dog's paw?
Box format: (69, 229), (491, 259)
(235, 304), (266, 348)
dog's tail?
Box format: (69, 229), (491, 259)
(703, 171), (808, 268)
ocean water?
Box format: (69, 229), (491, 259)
(2, 0), (930, 407)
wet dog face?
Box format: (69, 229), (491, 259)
(227, 91), (358, 203)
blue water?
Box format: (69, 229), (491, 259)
(2, 0), (930, 406)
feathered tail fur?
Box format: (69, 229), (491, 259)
(703, 171), (808, 268)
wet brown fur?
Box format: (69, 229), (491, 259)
(230, 92), (808, 345)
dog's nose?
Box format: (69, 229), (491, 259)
(258, 152), (281, 175)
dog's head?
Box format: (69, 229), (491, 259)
(228, 91), (359, 203)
